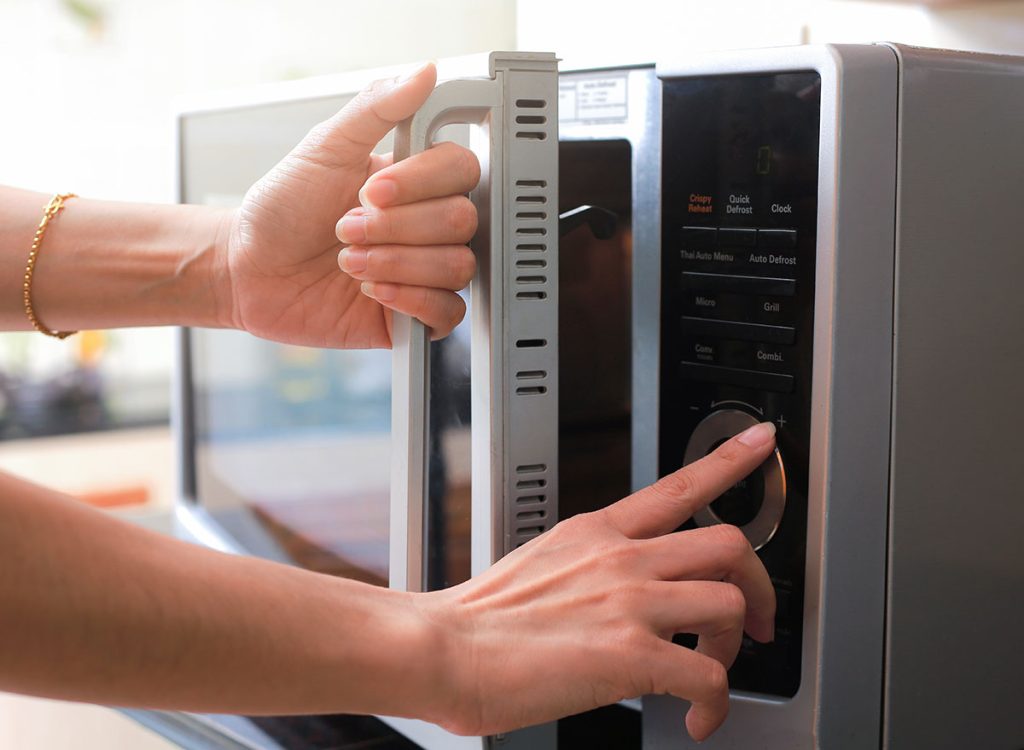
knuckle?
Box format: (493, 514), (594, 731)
(604, 540), (640, 571)
(711, 437), (744, 464)
(701, 659), (730, 698)
(449, 247), (477, 287)
(373, 250), (406, 283)
(551, 510), (600, 542)
(378, 210), (397, 243)
(446, 197), (478, 241)
(454, 144), (482, 186)
(715, 583), (747, 623)
(412, 286), (433, 319)
(708, 524), (751, 559)
(655, 467), (701, 503)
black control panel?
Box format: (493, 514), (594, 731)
(660, 72), (821, 698)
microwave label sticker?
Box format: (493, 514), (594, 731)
(560, 75), (628, 123)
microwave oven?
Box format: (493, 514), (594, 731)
(172, 44), (1024, 750)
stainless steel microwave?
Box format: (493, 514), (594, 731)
(172, 44), (1024, 750)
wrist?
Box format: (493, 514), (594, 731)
(409, 588), (479, 734)
(174, 205), (237, 330)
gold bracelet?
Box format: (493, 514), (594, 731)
(23, 192), (78, 339)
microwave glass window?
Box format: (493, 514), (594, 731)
(424, 304), (473, 591)
(558, 139), (633, 521)
(189, 330), (392, 584)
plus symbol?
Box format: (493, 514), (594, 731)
(776, 414), (787, 428)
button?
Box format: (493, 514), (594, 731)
(717, 227), (757, 247)
(758, 229), (797, 249)
(688, 293), (720, 313)
(682, 272), (796, 297)
(681, 226), (716, 248)
(682, 409), (788, 549)
(690, 340), (716, 363)
(679, 361), (794, 393)
(680, 247), (741, 265)
(754, 297), (794, 325)
(681, 316), (796, 345)
(753, 345), (793, 371)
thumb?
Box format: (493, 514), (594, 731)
(300, 61), (437, 169)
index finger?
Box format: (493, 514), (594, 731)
(603, 421), (777, 539)
(359, 142), (481, 208)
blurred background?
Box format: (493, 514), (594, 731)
(1, 0), (1022, 747)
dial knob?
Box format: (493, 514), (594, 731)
(684, 408), (786, 550)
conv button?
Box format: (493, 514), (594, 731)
(758, 229), (797, 249)
(681, 226), (716, 248)
(680, 361), (794, 394)
(682, 271), (796, 297)
(681, 316), (796, 345)
(717, 227), (757, 247)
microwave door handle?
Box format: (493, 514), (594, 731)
(389, 78), (497, 595)
(390, 53), (560, 598)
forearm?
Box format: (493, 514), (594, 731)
(0, 186), (231, 332)
(0, 470), (451, 722)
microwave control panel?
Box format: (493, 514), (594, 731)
(659, 71), (821, 698)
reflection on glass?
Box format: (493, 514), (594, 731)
(425, 294), (472, 591)
(558, 140), (634, 521)
(191, 330), (391, 585)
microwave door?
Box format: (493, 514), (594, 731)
(385, 52), (560, 750)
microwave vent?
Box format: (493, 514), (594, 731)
(512, 460), (552, 546)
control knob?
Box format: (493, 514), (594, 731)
(684, 408), (787, 550)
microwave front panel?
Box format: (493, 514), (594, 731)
(659, 70), (821, 699)
(647, 44), (898, 750)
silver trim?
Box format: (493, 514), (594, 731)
(686, 409), (786, 551)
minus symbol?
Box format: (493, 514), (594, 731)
(689, 406), (700, 411)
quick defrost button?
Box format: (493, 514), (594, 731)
(758, 229), (798, 249)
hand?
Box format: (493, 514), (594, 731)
(420, 422), (778, 742)
(218, 62), (480, 348)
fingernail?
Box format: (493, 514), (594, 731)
(339, 247), (367, 273)
(360, 178), (398, 208)
(338, 214), (367, 244)
(361, 281), (396, 302)
(398, 60), (433, 84)
(736, 421), (776, 448)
